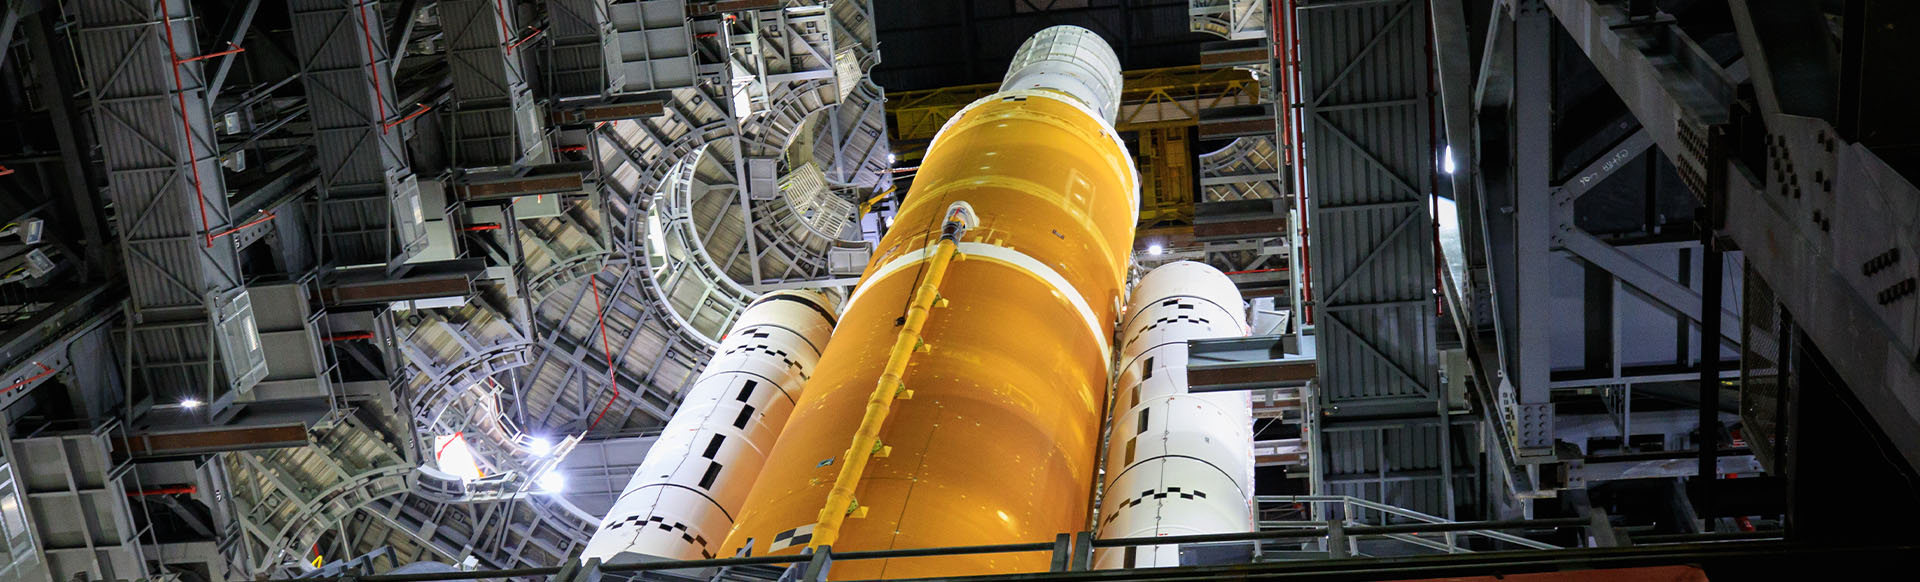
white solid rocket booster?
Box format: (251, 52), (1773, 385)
(581, 291), (837, 563)
(1095, 261), (1255, 569)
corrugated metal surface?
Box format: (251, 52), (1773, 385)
(441, 0), (550, 168)
(225, 418), (412, 574)
(288, 0), (426, 266)
(544, 0), (623, 97)
(810, 79), (894, 192)
(1300, 0), (1439, 413)
(1297, 0), (1460, 519)
(74, 0), (257, 399)
(1321, 421), (1481, 521)
(1199, 136), (1282, 201)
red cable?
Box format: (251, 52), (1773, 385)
(208, 210), (277, 240)
(354, 0), (390, 133)
(157, 0), (216, 248)
(586, 276), (621, 431)
(384, 104), (432, 130)
(506, 27), (545, 53)
(3, 363), (55, 394)
(175, 43), (244, 63)
(1286, 0), (1311, 325)
(1426, 2), (1443, 317)
(492, 0), (515, 54)
(436, 431), (465, 458)
(127, 485), (197, 497)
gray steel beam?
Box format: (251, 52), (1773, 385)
(1541, 0), (1734, 199)
(1697, 217), (1723, 526)
(1557, 130), (1653, 201)
(206, 0), (260, 104)
(543, 0), (621, 98)
(1551, 228), (1739, 343)
(0, 0), (27, 67)
(1719, 2), (1920, 471)
(1532, 0), (1920, 478)
(1430, 0), (1474, 207)
(387, 0), (425, 74)
(1300, 0), (1441, 415)
(25, 10), (111, 278)
(1726, 0), (1834, 122)
(0, 285), (114, 411)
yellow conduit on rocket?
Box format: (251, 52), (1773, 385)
(721, 25), (1136, 580)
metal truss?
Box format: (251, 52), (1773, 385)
(543, 0), (622, 98)
(286, 0), (429, 268)
(1200, 137), (1284, 203)
(516, 253), (702, 433)
(517, 200), (613, 301)
(72, 0), (267, 406)
(1297, 0), (1440, 414)
(224, 414), (413, 577)
(209, 0), (896, 573)
(1284, 0), (1462, 522)
(1442, 0), (1830, 511)
(644, 153), (759, 344)
(1190, 0), (1269, 41)
(886, 65), (1262, 163)
(806, 78), (893, 192)
(441, 0), (551, 168)
(1722, 1), (1920, 468)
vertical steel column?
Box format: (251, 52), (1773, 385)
(1697, 207), (1722, 530)
(1508, 0), (1555, 458)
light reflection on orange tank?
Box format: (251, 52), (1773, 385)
(719, 56), (1137, 582)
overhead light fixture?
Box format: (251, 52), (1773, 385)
(529, 437), (552, 457)
(537, 471), (565, 493)
(434, 434), (485, 482)
(179, 398), (203, 410)
(887, 152), (897, 165)
(1147, 243), (1164, 256)
(1442, 145), (1457, 175)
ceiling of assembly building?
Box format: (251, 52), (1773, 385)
(873, 0), (1207, 90)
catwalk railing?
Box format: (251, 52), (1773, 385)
(283, 513), (1600, 581)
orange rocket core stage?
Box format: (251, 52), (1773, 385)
(719, 92), (1138, 579)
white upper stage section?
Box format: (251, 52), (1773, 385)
(1000, 25), (1125, 125)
